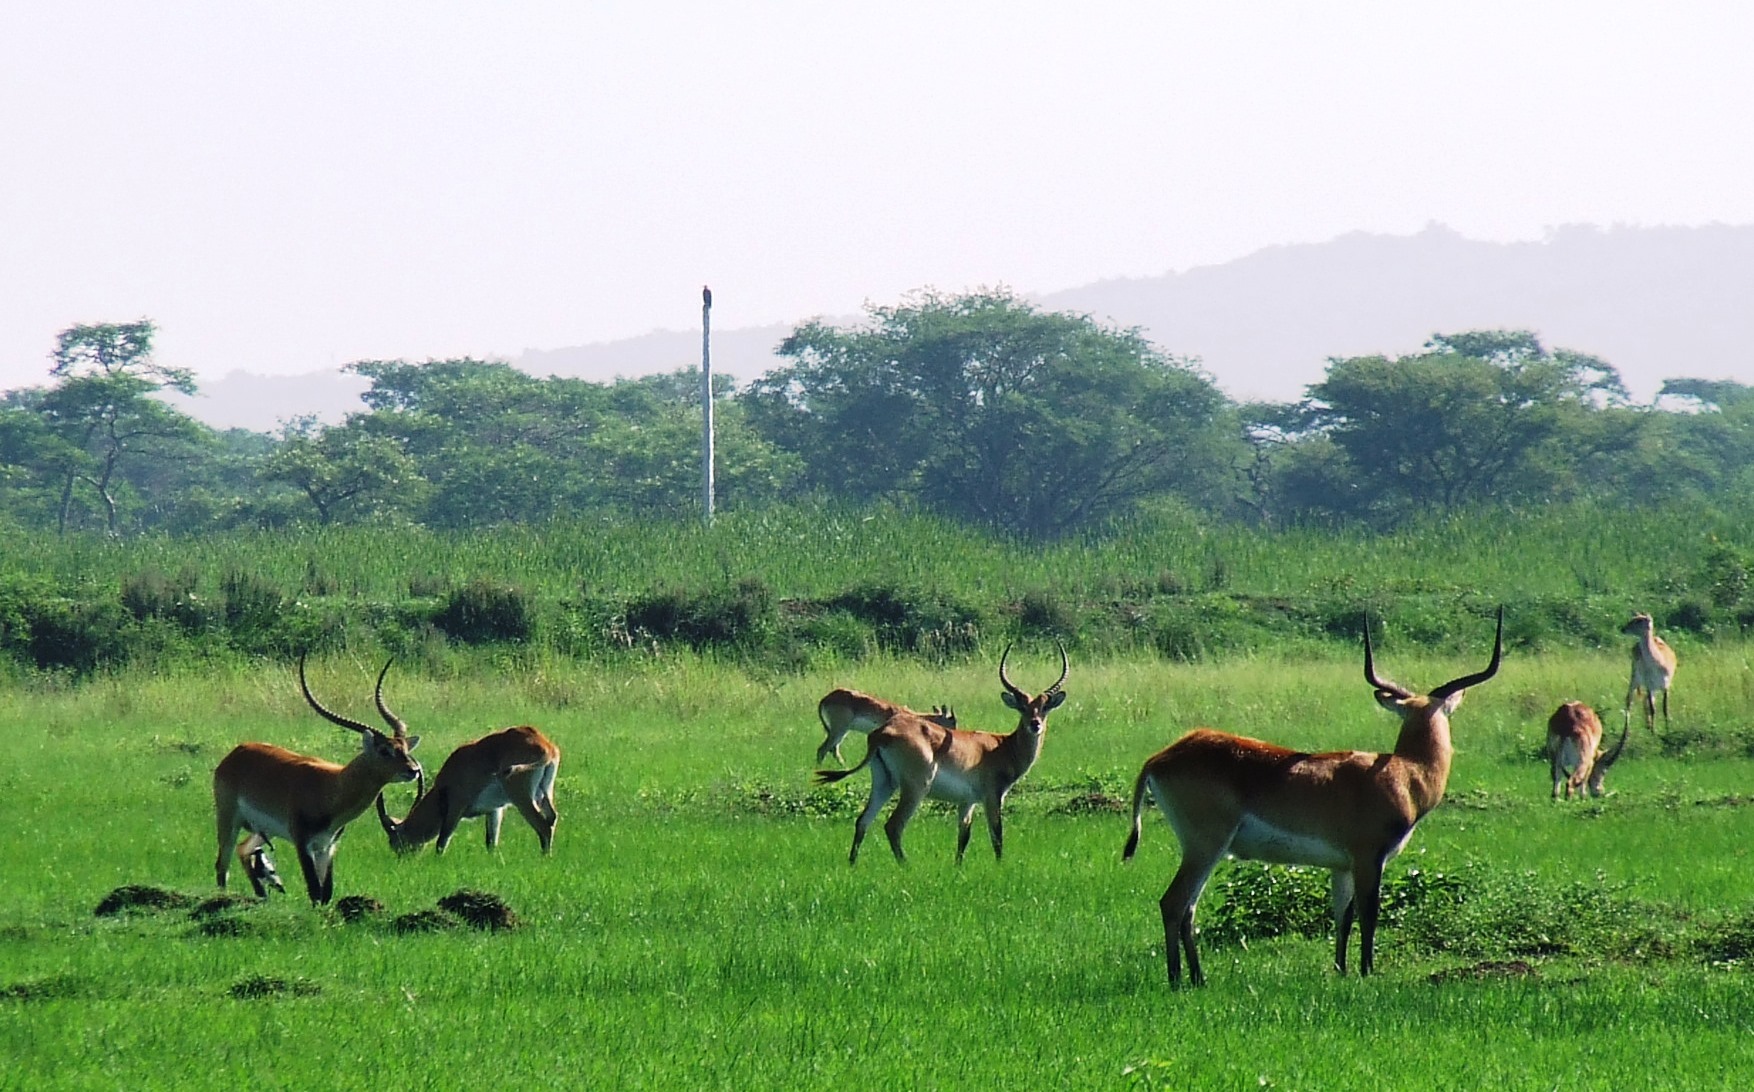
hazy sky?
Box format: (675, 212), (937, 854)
(4, 1), (1751, 391)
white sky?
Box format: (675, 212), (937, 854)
(3, 1), (1752, 390)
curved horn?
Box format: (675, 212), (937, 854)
(1428, 606), (1505, 703)
(1597, 713), (1632, 771)
(998, 643), (1028, 702)
(298, 652), (374, 735)
(1361, 615), (1411, 699)
(1046, 640), (1069, 696)
(375, 792), (398, 836)
(373, 657), (408, 739)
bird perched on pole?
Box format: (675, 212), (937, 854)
(702, 284), (713, 310)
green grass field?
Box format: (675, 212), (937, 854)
(2, 642), (1752, 1089)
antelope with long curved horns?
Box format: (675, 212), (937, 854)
(212, 654), (422, 905)
(815, 643), (1068, 864)
(1123, 609), (1503, 985)
(370, 661), (560, 854)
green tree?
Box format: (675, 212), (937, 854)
(1300, 330), (1626, 518)
(259, 416), (426, 524)
(742, 289), (1239, 537)
(40, 320), (207, 535)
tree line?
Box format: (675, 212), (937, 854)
(3, 292), (1750, 539)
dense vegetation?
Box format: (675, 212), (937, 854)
(4, 297), (1754, 675)
(5, 296), (1754, 540)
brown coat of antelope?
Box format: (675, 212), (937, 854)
(815, 688), (958, 765)
(1622, 612), (1677, 735)
(212, 655), (423, 905)
(1123, 610), (1502, 985)
(368, 663), (560, 854)
(1546, 701), (1627, 800)
(814, 643), (1068, 864)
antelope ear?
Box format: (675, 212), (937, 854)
(1001, 691), (1024, 710)
(405, 734), (422, 750)
(1373, 691), (1409, 714)
(1044, 690), (1068, 711)
(1438, 691), (1466, 715)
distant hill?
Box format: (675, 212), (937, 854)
(163, 223), (1754, 431)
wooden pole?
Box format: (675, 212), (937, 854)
(701, 284), (715, 525)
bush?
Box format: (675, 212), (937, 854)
(433, 578), (533, 644)
(624, 579), (775, 651)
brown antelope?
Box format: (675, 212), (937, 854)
(1547, 701), (1628, 800)
(816, 688), (958, 765)
(1622, 612), (1677, 734)
(370, 663), (560, 853)
(212, 654), (422, 905)
(1123, 609), (1502, 985)
(814, 643), (1067, 864)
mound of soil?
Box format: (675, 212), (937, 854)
(0, 974), (81, 1002)
(1427, 959), (1537, 985)
(437, 889), (520, 931)
(334, 895), (385, 923)
(94, 885), (196, 917)
(228, 974), (320, 1000)
(189, 894), (254, 920)
(1050, 790), (1128, 816)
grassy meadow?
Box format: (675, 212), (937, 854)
(3, 637), (1752, 1089)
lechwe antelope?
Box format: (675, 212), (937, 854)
(816, 688), (957, 765)
(370, 663), (560, 854)
(1547, 701), (1628, 800)
(814, 643), (1067, 864)
(212, 655), (423, 905)
(1622, 612), (1677, 735)
(1123, 609), (1503, 985)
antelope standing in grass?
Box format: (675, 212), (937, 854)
(370, 662), (560, 854)
(1546, 701), (1628, 800)
(816, 688), (958, 765)
(1622, 612), (1676, 735)
(213, 655), (422, 905)
(1123, 610), (1502, 985)
(814, 643), (1068, 864)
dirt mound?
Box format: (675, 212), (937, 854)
(228, 974), (321, 1000)
(94, 885), (195, 917)
(334, 895), (385, 923)
(437, 889), (520, 930)
(1427, 959), (1537, 985)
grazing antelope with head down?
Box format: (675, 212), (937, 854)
(1546, 701), (1627, 800)
(1622, 612), (1676, 735)
(370, 663), (560, 854)
(1123, 609), (1502, 985)
(213, 654), (422, 905)
(814, 643), (1067, 864)
(816, 688), (958, 765)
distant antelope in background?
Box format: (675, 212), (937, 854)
(1546, 701), (1628, 799)
(1622, 612), (1676, 735)
(815, 644), (1068, 864)
(815, 688), (958, 765)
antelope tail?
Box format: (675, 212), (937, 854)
(1598, 714), (1633, 770)
(813, 744), (873, 786)
(1122, 764), (1154, 861)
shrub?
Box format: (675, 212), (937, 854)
(624, 579), (775, 651)
(433, 578), (533, 644)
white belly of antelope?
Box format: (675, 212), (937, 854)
(466, 780), (514, 816)
(1227, 814), (1353, 870)
(925, 766), (982, 806)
